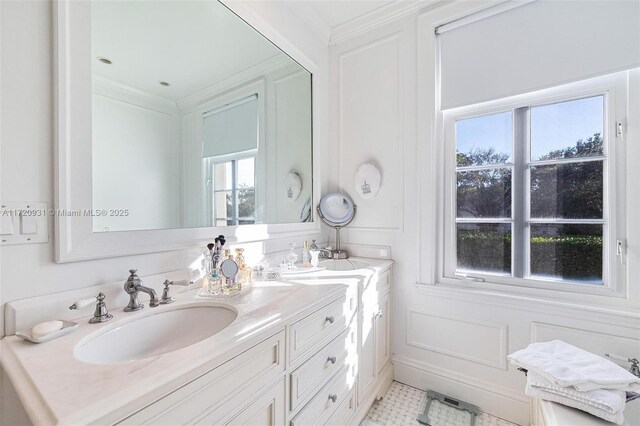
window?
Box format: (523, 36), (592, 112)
(442, 75), (626, 293)
(211, 157), (255, 226)
(201, 94), (259, 226)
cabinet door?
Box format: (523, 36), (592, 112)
(358, 283), (378, 405)
(375, 292), (391, 375)
(222, 379), (285, 426)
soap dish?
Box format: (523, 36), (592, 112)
(16, 320), (79, 343)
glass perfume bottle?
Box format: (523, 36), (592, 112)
(207, 270), (222, 295)
(302, 241), (311, 268)
(286, 242), (299, 270)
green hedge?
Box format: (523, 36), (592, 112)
(457, 231), (602, 281)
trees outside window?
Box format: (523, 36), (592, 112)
(451, 95), (607, 286)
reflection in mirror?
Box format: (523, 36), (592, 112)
(91, 0), (312, 232)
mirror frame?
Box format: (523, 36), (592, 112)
(53, 0), (321, 262)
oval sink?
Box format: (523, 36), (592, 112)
(74, 305), (237, 364)
(320, 259), (371, 271)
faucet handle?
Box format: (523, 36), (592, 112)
(70, 292), (113, 324)
(90, 292), (113, 324)
(159, 279), (193, 304)
(69, 296), (95, 311)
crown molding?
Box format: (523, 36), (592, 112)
(329, 0), (447, 46)
(285, 2), (332, 47)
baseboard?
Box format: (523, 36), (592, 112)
(393, 355), (529, 425)
(351, 362), (394, 425)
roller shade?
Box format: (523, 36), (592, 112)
(202, 94), (258, 158)
(439, 0), (640, 109)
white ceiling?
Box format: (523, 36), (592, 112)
(91, 1), (296, 101)
(306, 1), (394, 28)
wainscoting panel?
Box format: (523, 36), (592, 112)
(336, 31), (404, 231)
(406, 308), (508, 370)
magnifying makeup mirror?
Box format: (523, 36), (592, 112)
(317, 192), (356, 259)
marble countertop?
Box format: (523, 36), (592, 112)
(1, 257), (392, 425)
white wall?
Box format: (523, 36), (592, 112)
(92, 79), (181, 231)
(329, 3), (640, 424)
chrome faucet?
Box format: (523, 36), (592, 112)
(124, 269), (159, 311)
(318, 248), (334, 260)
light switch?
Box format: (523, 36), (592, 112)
(1, 214), (14, 235)
(0, 201), (48, 245)
(20, 213), (38, 235)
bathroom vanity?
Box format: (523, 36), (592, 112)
(1, 258), (393, 425)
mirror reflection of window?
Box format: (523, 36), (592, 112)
(203, 95), (258, 226)
(212, 158), (256, 226)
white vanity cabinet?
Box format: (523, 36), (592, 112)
(357, 267), (393, 410)
(2, 261), (394, 426)
(117, 289), (360, 426)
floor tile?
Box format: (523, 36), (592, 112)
(361, 381), (520, 426)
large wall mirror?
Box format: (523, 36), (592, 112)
(55, 0), (318, 262)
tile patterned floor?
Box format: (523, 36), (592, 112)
(361, 381), (520, 426)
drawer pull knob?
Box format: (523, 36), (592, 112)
(325, 316), (335, 324)
(327, 356), (337, 364)
(328, 394), (338, 403)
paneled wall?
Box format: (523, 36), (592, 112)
(329, 3), (640, 424)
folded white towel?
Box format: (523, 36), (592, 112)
(524, 372), (625, 425)
(509, 340), (640, 392)
(526, 371), (626, 424)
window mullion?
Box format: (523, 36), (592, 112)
(512, 107), (529, 278)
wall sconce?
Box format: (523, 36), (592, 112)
(286, 172), (302, 202)
(354, 162), (381, 199)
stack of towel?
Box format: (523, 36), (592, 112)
(508, 340), (640, 424)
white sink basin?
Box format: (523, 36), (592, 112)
(74, 305), (237, 364)
(320, 259), (371, 271)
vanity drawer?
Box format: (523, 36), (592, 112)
(324, 388), (355, 426)
(290, 365), (355, 426)
(290, 320), (356, 411)
(289, 294), (356, 365)
(118, 330), (285, 425)
(197, 378), (286, 425)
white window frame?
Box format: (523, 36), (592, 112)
(439, 72), (628, 297)
(206, 153), (257, 226)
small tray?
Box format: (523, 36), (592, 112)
(196, 284), (253, 300)
(16, 320), (79, 343)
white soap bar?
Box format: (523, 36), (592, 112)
(31, 320), (63, 339)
